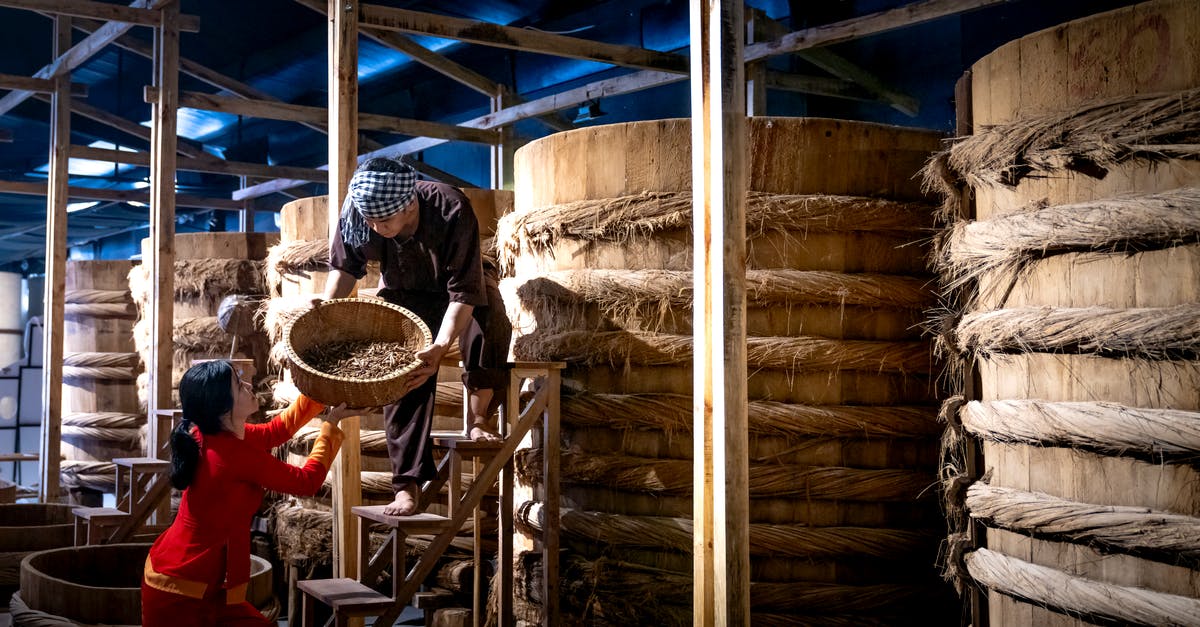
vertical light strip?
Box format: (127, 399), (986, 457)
(691, 0), (748, 624)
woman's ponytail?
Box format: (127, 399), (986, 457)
(168, 418), (199, 489)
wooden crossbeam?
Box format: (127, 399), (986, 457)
(0, 179), (243, 210)
(232, 69), (683, 200)
(0, 72), (87, 95)
(0, 0), (198, 30)
(765, 73), (877, 101)
(744, 0), (1011, 62)
(744, 7), (919, 116)
(31, 93), (208, 159)
(291, 0), (573, 133)
(237, 0), (1006, 201)
(359, 5), (689, 74)
(69, 145), (327, 182)
(0, 0), (171, 117)
(171, 90), (498, 145)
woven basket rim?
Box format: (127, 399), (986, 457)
(282, 298), (433, 384)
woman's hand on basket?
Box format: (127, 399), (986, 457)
(323, 404), (381, 424)
(405, 343), (448, 393)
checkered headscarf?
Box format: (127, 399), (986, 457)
(338, 165), (418, 248)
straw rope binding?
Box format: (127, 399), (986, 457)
(958, 399), (1200, 463)
(562, 392), (940, 440)
(922, 87), (1200, 219)
(937, 189), (1200, 300)
(516, 329), (932, 373)
(64, 289), (135, 319)
(965, 548), (1200, 626)
(518, 449), (932, 500)
(967, 483), (1200, 568)
(498, 191), (935, 271)
(518, 502), (938, 560)
(955, 305), (1200, 359)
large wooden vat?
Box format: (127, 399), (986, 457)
(0, 504), (75, 608)
(502, 117), (950, 624)
(132, 232), (277, 411)
(936, 1), (1200, 624)
(61, 261), (142, 498)
(13, 543), (276, 624)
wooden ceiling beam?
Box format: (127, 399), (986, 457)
(0, 0), (172, 117)
(232, 69), (685, 200)
(358, 4), (689, 74)
(70, 145), (328, 182)
(294, 0), (573, 132)
(0, 0), (199, 31)
(745, 7), (919, 116)
(0, 179), (243, 210)
(744, 0), (1011, 62)
(31, 93), (208, 159)
(235, 0), (1012, 200)
(0, 72), (88, 96)
(169, 89), (499, 145)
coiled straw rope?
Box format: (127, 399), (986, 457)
(937, 189), (1200, 297)
(967, 483), (1200, 567)
(958, 399), (1200, 462)
(562, 392), (940, 440)
(518, 502), (937, 560)
(498, 191), (935, 271)
(956, 305), (1200, 359)
(965, 548), (1200, 626)
(517, 330), (932, 373)
(518, 449), (932, 500)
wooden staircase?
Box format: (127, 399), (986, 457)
(71, 409), (178, 545)
(298, 362), (563, 627)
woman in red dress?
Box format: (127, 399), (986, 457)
(142, 359), (349, 625)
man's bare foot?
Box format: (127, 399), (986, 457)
(469, 422), (501, 442)
(383, 481), (418, 516)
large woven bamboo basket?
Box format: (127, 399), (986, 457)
(284, 298), (432, 407)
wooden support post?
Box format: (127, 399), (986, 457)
(328, 0), (362, 583)
(38, 14), (72, 504)
(744, 8), (767, 116)
(498, 372), (517, 627)
(541, 367), (560, 626)
(147, 0), (179, 474)
(690, 0), (749, 625)
(489, 87), (513, 190)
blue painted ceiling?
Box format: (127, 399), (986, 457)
(0, 0), (1143, 270)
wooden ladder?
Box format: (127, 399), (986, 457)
(298, 362), (563, 627)
(71, 410), (178, 545)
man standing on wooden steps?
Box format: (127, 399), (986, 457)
(321, 158), (511, 516)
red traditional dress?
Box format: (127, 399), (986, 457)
(142, 395), (342, 625)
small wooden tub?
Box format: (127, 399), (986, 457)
(15, 543), (276, 624)
(0, 504), (75, 607)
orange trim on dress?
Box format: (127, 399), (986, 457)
(144, 557), (248, 605)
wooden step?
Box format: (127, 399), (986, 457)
(112, 457), (171, 473)
(413, 588), (454, 610)
(297, 578), (393, 612)
(73, 506), (127, 522)
(432, 436), (503, 456)
(352, 506), (454, 534)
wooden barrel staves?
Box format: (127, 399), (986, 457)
(500, 117), (951, 624)
(0, 504), (74, 608)
(928, 1), (1200, 625)
(12, 543), (277, 624)
(131, 232), (277, 414)
(61, 261), (142, 499)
